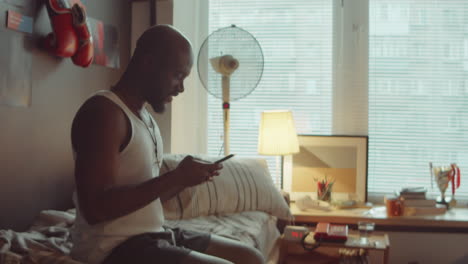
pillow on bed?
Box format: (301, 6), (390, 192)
(160, 154), (292, 221)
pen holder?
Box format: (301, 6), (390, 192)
(317, 181), (332, 202)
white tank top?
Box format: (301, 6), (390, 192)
(71, 90), (165, 264)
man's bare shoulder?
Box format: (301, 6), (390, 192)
(77, 95), (122, 115)
(73, 95), (125, 131)
(71, 95), (128, 152)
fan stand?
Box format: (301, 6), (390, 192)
(222, 76), (230, 155)
(210, 54), (239, 155)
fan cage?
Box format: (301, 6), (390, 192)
(197, 25), (264, 101)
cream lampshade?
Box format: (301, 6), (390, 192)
(258, 110), (300, 155)
(258, 110), (300, 183)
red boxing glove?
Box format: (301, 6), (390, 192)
(42, 0), (79, 58)
(71, 4), (93, 67)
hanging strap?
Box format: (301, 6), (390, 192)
(450, 164), (461, 195)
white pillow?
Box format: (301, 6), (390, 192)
(160, 154), (292, 221)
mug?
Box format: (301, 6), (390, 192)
(385, 196), (402, 217)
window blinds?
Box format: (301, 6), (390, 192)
(368, 0), (468, 199)
(206, 0), (333, 187)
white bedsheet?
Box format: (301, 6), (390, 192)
(165, 210), (281, 263)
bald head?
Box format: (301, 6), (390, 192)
(133, 24), (192, 65)
(120, 25), (193, 114)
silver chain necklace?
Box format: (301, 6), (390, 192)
(142, 110), (161, 168)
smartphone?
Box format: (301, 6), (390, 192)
(214, 154), (235, 164)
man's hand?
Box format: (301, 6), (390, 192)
(173, 155), (222, 187)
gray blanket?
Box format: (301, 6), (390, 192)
(0, 209), (81, 264)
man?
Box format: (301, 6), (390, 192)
(70, 25), (264, 264)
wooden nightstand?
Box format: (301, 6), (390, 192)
(279, 230), (390, 264)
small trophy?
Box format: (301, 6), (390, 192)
(430, 163), (461, 208)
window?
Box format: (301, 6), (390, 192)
(369, 0), (468, 200)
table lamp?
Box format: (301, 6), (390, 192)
(258, 110), (300, 182)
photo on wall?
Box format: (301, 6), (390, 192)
(87, 17), (120, 69)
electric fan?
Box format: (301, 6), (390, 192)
(197, 25), (264, 155)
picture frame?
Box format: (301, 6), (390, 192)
(283, 135), (368, 202)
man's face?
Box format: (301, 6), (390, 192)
(144, 47), (193, 113)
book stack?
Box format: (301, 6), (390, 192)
(399, 187), (447, 216)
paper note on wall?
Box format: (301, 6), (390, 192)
(6, 10), (33, 34)
(0, 31), (32, 107)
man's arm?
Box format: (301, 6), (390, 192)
(72, 97), (220, 225)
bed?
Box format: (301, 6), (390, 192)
(0, 154), (292, 264)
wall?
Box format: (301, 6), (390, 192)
(171, 0), (209, 154)
(0, 0), (131, 231)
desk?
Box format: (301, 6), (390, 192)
(290, 202), (468, 232)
